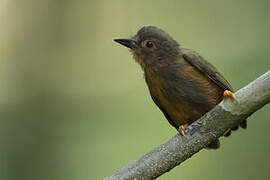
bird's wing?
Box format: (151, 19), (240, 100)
(182, 49), (233, 91)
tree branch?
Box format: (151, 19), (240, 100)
(105, 71), (270, 180)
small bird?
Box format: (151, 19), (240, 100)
(114, 26), (247, 149)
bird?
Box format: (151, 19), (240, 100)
(114, 26), (247, 149)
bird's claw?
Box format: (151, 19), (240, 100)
(178, 124), (188, 136)
(223, 90), (236, 100)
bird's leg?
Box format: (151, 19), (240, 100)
(223, 90), (236, 100)
(178, 124), (189, 136)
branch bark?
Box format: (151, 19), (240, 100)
(105, 71), (270, 180)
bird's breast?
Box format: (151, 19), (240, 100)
(144, 63), (223, 127)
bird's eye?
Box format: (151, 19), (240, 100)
(146, 41), (153, 48)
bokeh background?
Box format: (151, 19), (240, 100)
(0, 0), (269, 180)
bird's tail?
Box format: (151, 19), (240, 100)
(206, 119), (247, 150)
(206, 139), (220, 149)
(223, 119), (247, 137)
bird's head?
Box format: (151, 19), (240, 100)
(114, 26), (180, 69)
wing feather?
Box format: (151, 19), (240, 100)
(182, 50), (233, 91)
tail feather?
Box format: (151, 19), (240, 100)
(240, 120), (247, 129)
(208, 119), (247, 150)
(224, 119), (247, 138)
(206, 139), (220, 149)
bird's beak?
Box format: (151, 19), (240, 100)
(114, 38), (138, 49)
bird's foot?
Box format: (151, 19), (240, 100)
(178, 124), (189, 136)
(223, 90), (236, 100)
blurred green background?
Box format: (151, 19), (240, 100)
(0, 0), (269, 180)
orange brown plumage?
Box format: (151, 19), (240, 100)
(114, 26), (247, 149)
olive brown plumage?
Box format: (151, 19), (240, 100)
(114, 26), (247, 149)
